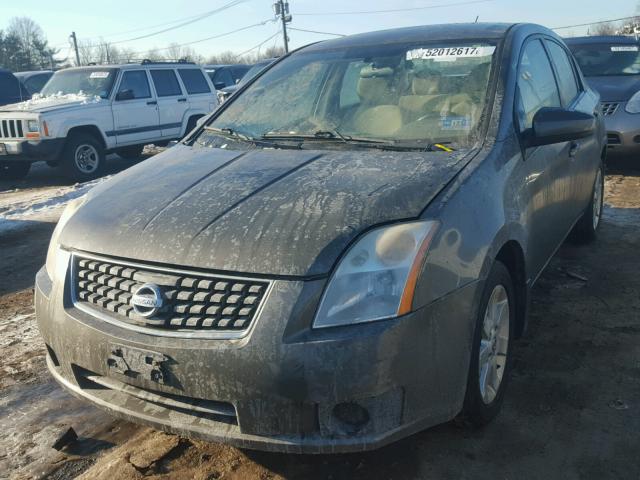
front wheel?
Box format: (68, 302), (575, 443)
(60, 133), (106, 181)
(461, 260), (515, 426)
(570, 163), (604, 243)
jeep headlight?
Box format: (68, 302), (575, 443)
(45, 196), (86, 279)
(625, 91), (640, 113)
(27, 120), (40, 133)
(313, 220), (439, 328)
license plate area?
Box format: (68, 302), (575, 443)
(107, 344), (168, 385)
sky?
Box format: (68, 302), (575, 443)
(2, 0), (639, 61)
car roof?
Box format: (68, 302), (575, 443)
(301, 23), (521, 52)
(55, 63), (203, 72)
(14, 70), (53, 78)
(203, 64), (249, 69)
(564, 35), (640, 45)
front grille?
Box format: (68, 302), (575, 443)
(607, 133), (622, 145)
(601, 102), (620, 116)
(0, 119), (24, 139)
(72, 254), (270, 334)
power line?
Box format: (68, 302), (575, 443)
(552, 15), (639, 30)
(288, 27), (346, 37)
(75, 0), (249, 49)
(238, 29), (282, 57)
(295, 0), (493, 16)
(128, 19), (276, 56)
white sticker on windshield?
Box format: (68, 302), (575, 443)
(406, 46), (496, 61)
(611, 46), (639, 52)
(89, 71), (110, 79)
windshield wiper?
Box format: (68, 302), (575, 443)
(262, 129), (389, 144)
(204, 126), (255, 142)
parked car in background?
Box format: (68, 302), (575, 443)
(37, 23), (605, 453)
(0, 68), (29, 107)
(565, 36), (640, 157)
(0, 60), (217, 180)
(14, 70), (54, 95)
(217, 58), (278, 103)
(204, 64), (250, 90)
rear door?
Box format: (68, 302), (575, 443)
(178, 68), (215, 117)
(545, 39), (601, 216)
(516, 38), (573, 279)
(150, 69), (187, 138)
(111, 70), (160, 144)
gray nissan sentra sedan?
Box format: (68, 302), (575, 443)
(36, 23), (606, 453)
(565, 36), (640, 157)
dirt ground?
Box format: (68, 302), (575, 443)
(0, 159), (638, 480)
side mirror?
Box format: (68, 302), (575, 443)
(115, 89), (135, 101)
(524, 107), (595, 148)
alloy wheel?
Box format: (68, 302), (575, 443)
(74, 144), (99, 174)
(479, 284), (510, 404)
(593, 168), (603, 230)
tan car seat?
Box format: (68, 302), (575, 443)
(348, 66), (403, 137)
(399, 72), (445, 117)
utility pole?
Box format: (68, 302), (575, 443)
(70, 31), (80, 66)
(274, 0), (292, 53)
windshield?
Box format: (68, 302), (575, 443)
(200, 42), (496, 149)
(570, 43), (640, 76)
(238, 62), (272, 86)
(40, 68), (118, 98)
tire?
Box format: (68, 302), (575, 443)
(0, 161), (30, 180)
(570, 163), (604, 244)
(117, 145), (145, 160)
(60, 133), (106, 181)
(461, 260), (515, 427)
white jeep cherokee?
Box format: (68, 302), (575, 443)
(0, 61), (218, 180)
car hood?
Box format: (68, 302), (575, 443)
(61, 144), (472, 277)
(0, 93), (103, 114)
(585, 75), (640, 102)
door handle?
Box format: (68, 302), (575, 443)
(177, 98), (187, 102)
(147, 100), (157, 105)
(569, 142), (580, 158)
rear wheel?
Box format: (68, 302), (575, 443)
(461, 260), (515, 426)
(61, 133), (105, 181)
(117, 145), (145, 160)
(570, 163), (604, 243)
(0, 161), (30, 180)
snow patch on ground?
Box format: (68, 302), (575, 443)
(0, 176), (108, 235)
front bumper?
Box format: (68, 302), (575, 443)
(35, 262), (481, 453)
(0, 138), (64, 163)
(603, 102), (640, 157)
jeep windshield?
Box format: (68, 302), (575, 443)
(570, 43), (640, 76)
(40, 68), (118, 99)
(198, 42), (496, 150)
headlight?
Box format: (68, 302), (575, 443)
(27, 120), (40, 132)
(45, 196), (86, 279)
(314, 220), (439, 328)
(625, 91), (640, 113)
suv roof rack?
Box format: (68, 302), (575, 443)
(140, 58), (195, 65)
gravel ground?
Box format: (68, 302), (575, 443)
(0, 158), (638, 480)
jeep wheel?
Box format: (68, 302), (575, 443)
(0, 161), (30, 180)
(61, 133), (105, 181)
(117, 145), (145, 160)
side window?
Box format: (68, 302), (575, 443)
(150, 70), (182, 97)
(117, 70), (151, 99)
(178, 69), (211, 94)
(213, 69), (234, 88)
(545, 40), (580, 106)
(516, 39), (561, 130)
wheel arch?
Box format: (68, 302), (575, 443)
(66, 125), (107, 150)
(494, 239), (528, 338)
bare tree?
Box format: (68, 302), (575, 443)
(592, 22), (619, 35)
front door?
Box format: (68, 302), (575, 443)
(150, 69), (188, 138)
(516, 38), (575, 280)
(111, 70), (160, 144)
